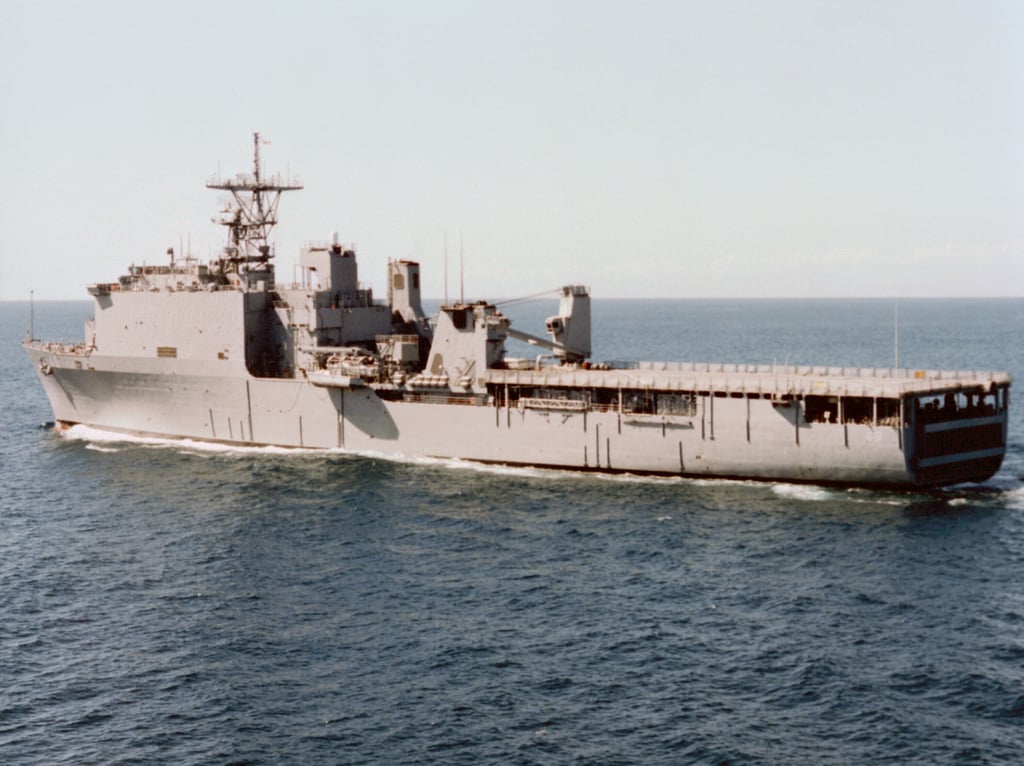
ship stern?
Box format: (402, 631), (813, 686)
(904, 384), (1010, 488)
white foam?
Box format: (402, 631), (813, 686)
(771, 483), (835, 502)
(854, 496), (908, 507)
(690, 476), (762, 489)
(63, 423), (165, 446)
(350, 450), (554, 479)
(84, 443), (120, 453)
(935, 478), (1024, 510)
(589, 471), (685, 486)
(1005, 485), (1024, 510)
(61, 424), (321, 457)
(773, 483), (913, 505)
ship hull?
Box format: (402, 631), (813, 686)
(26, 346), (966, 488)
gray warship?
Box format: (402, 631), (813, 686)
(24, 135), (1011, 488)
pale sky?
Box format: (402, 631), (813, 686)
(1, 0), (1022, 300)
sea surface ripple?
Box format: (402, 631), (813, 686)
(2, 299), (1023, 764)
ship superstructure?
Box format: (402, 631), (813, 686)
(24, 137), (1011, 488)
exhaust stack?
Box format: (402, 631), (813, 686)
(546, 285), (591, 361)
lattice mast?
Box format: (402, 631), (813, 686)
(206, 132), (303, 272)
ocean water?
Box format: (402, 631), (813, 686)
(2, 298), (1023, 765)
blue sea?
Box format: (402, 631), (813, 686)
(2, 298), (1023, 765)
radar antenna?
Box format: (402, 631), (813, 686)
(206, 132), (303, 272)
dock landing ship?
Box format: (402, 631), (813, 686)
(24, 136), (1011, 488)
